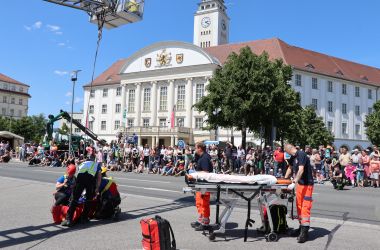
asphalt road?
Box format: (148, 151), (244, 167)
(1, 161), (380, 226)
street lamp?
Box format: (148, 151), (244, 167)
(213, 108), (221, 141)
(69, 70), (81, 156)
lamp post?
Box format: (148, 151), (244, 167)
(69, 70), (81, 156)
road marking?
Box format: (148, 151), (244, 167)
(33, 169), (63, 174)
(118, 184), (182, 194)
(112, 176), (171, 184)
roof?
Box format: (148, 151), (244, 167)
(0, 73), (29, 87)
(83, 59), (127, 88)
(87, 38), (380, 87)
(205, 38), (380, 86)
(0, 131), (24, 141)
(0, 89), (31, 98)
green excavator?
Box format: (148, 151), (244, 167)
(43, 110), (106, 153)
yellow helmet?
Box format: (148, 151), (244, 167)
(101, 167), (108, 174)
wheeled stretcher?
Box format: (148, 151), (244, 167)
(184, 173), (294, 242)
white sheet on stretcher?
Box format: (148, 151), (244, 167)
(189, 172), (277, 185)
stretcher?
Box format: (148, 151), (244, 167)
(184, 173), (294, 242)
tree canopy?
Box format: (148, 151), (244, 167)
(0, 115), (47, 143)
(364, 101), (380, 145)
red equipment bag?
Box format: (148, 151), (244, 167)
(51, 205), (83, 224)
(140, 215), (176, 250)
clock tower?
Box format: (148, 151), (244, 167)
(193, 0), (230, 48)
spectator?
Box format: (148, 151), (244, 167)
(273, 147), (285, 176)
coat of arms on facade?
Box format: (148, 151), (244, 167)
(176, 53), (184, 64)
(145, 58), (152, 68)
(156, 49), (172, 66)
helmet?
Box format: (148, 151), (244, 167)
(101, 167), (108, 174)
(67, 164), (76, 176)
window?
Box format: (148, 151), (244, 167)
(127, 119), (134, 128)
(89, 121), (94, 130)
(3, 83), (8, 90)
(19, 99), (23, 105)
(90, 89), (95, 98)
(19, 87), (23, 93)
(115, 104), (121, 113)
(368, 107), (373, 114)
(177, 118), (184, 127)
(177, 85), (186, 110)
(196, 84), (205, 102)
(355, 124), (361, 135)
(1, 108), (5, 115)
(328, 81), (333, 92)
(10, 109), (14, 116)
(195, 118), (203, 129)
(159, 86), (168, 111)
(102, 104), (107, 114)
(328, 101), (333, 112)
(114, 120), (120, 130)
(11, 85), (16, 91)
(342, 123), (347, 134)
(143, 118), (150, 128)
(295, 74), (302, 86)
(327, 121), (333, 132)
(103, 88), (108, 97)
(11, 97), (15, 104)
(74, 128), (81, 133)
(311, 99), (318, 110)
(355, 105), (360, 116)
(342, 103), (347, 114)
(2, 96), (6, 103)
(342, 84), (347, 95)
(89, 105), (94, 114)
(116, 87), (122, 96)
(128, 89), (135, 112)
(18, 110), (22, 117)
(368, 89), (373, 99)
(159, 118), (167, 128)
(75, 119), (81, 124)
(355, 86), (360, 97)
(101, 121), (106, 130)
(143, 88), (151, 111)
(312, 78), (318, 89)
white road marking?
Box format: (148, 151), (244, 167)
(118, 184), (182, 194)
(112, 176), (171, 184)
(33, 169), (63, 174)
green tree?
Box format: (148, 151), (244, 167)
(286, 106), (334, 148)
(194, 46), (300, 148)
(364, 101), (380, 145)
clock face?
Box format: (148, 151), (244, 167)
(221, 19), (227, 31)
(201, 17), (211, 28)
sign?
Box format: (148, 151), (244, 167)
(177, 139), (185, 149)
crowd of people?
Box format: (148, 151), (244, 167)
(3, 139), (380, 189)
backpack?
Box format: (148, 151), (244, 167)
(262, 204), (288, 234)
(140, 215), (176, 250)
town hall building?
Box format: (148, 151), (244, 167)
(83, 0), (380, 150)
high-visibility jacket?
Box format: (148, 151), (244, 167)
(78, 161), (98, 176)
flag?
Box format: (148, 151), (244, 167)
(170, 105), (175, 129)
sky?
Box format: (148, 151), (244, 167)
(0, 0), (379, 117)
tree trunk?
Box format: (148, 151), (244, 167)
(241, 127), (247, 150)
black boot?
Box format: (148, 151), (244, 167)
(191, 221), (201, 228)
(290, 225), (301, 237)
(297, 226), (309, 243)
(61, 219), (74, 227)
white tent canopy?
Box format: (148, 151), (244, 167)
(0, 131), (24, 149)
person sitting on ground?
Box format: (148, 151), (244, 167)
(331, 165), (344, 190)
(54, 164), (76, 206)
(162, 160), (174, 176)
(0, 150), (11, 163)
(134, 161), (144, 174)
(344, 161), (357, 187)
(173, 157), (186, 176)
(124, 158), (133, 172)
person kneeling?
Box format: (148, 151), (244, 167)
(54, 164), (76, 206)
(96, 167), (121, 219)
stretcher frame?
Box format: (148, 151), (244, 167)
(183, 182), (293, 242)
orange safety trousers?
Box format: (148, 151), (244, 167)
(195, 191), (210, 219)
(296, 184), (314, 226)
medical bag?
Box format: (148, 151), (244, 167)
(262, 204), (288, 233)
(140, 215), (176, 250)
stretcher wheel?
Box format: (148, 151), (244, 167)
(209, 232), (216, 241)
(266, 233), (278, 242)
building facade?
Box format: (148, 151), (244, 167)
(58, 112), (85, 135)
(0, 73), (31, 119)
(82, 0), (380, 150)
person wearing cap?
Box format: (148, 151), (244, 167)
(369, 153), (380, 188)
(284, 143), (314, 243)
(54, 164), (76, 206)
(62, 158), (102, 227)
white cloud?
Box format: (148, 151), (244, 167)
(65, 92), (72, 97)
(54, 70), (68, 76)
(58, 42), (66, 46)
(74, 97), (83, 104)
(46, 24), (60, 32)
(33, 21), (42, 29)
(55, 31), (63, 35)
(24, 25), (32, 31)
(65, 101), (70, 105)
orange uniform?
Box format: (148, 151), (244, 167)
(195, 151), (213, 224)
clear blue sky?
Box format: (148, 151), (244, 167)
(1, 0), (379, 117)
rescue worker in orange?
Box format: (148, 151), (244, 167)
(191, 142), (213, 231)
(284, 144), (314, 243)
